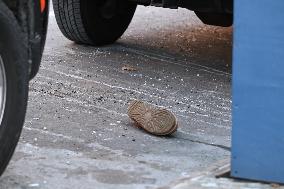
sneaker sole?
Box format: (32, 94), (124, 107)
(128, 100), (178, 136)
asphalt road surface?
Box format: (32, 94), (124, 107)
(0, 5), (232, 189)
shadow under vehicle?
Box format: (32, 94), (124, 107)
(53, 0), (233, 46)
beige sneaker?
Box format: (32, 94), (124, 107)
(128, 100), (178, 136)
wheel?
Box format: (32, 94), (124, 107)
(0, 1), (29, 175)
(53, 0), (137, 46)
(195, 12), (233, 27)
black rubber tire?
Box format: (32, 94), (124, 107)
(0, 2), (29, 176)
(53, 0), (137, 46)
(195, 12), (233, 27)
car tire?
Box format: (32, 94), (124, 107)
(195, 11), (233, 27)
(53, 0), (137, 46)
(0, 1), (29, 176)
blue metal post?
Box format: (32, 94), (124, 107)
(231, 0), (284, 184)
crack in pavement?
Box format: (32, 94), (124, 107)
(176, 137), (231, 151)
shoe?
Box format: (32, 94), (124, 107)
(128, 100), (178, 136)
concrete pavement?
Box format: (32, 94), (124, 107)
(0, 6), (232, 189)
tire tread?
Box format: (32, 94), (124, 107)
(53, 0), (91, 44)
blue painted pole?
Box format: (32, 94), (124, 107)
(231, 0), (284, 184)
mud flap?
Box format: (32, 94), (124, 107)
(28, 0), (49, 79)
